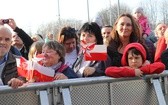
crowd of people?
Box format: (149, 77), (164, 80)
(0, 6), (167, 89)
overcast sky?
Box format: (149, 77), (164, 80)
(0, 0), (141, 33)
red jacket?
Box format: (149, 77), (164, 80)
(154, 37), (167, 62)
(105, 62), (165, 78)
(105, 43), (165, 78)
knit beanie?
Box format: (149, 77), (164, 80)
(133, 7), (144, 14)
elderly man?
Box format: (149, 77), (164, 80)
(154, 23), (168, 62)
(155, 23), (167, 39)
(0, 25), (25, 88)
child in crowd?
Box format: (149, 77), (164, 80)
(28, 41), (44, 60)
(133, 7), (151, 39)
(105, 43), (165, 78)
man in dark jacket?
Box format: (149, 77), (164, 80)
(0, 23), (25, 88)
(7, 18), (34, 60)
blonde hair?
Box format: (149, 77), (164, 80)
(28, 41), (44, 60)
(31, 34), (44, 42)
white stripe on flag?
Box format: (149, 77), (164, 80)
(33, 61), (55, 77)
(89, 45), (107, 53)
(16, 58), (21, 67)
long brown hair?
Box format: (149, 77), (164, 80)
(109, 13), (142, 49)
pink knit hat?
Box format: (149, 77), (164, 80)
(133, 7), (144, 14)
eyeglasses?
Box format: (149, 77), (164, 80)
(42, 50), (57, 55)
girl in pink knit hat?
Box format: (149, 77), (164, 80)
(133, 7), (151, 39)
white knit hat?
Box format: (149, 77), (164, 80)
(133, 7), (144, 14)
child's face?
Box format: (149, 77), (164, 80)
(128, 51), (143, 69)
(134, 12), (142, 19)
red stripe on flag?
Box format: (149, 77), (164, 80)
(84, 53), (107, 61)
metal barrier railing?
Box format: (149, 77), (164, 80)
(0, 71), (168, 105)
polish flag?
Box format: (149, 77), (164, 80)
(80, 40), (107, 61)
(16, 55), (55, 82)
(84, 45), (107, 61)
(16, 57), (28, 77)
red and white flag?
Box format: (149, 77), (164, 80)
(16, 55), (56, 82)
(80, 40), (107, 61)
(84, 45), (107, 61)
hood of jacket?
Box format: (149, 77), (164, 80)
(121, 43), (146, 66)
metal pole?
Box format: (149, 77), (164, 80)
(109, 0), (112, 25)
(117, 0), (120, 17)
(57, 0), (61, 24)
(87, 0), (90, 22)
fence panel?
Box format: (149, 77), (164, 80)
(110, 79), (158, 105)
(0, 90), (39, 105)
(70, 83), (110, 105)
